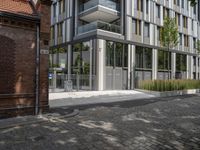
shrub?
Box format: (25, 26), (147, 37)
(139, 79), (200, 91)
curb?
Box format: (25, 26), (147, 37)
(0, 109), (79, 130)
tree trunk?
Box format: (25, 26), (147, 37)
(168, 46), (170, 80)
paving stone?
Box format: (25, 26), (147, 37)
(0, 95), (200, 150)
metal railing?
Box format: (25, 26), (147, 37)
(79, 0), (120, 12)
(78, 20), (121, 34)
(49, 73), (96, 92)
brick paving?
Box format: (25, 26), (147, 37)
(0, 95), (200, 150)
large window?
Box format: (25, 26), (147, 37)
(72, 42), (90, 75)
(106, 41), (128, 68)
(49, 47), (68, 70)
(158, 50), (171, 70)
(136, 46), (152, 69)
(176, 54), (187, 72)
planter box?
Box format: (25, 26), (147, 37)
(136, 89), (200, 97)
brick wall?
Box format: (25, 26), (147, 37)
(37, 0), (52, 111)
(0, 24), (38, 117)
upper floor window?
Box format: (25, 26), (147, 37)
(163, 7), (170, 18)
(174, 0), (180, 6)
(183, 16), (188, 28)
(184, 35), (189, 47)
(53, 3), (57, 17)
(179, 33), (182, 45)
(59, 0), (65, 14)
(157, 26), (161, 41)
(175, 13), (181, 26)
(57, 22), (63, 37)
(132, 19), (141, 35)
(181, 0), (184, 8)
(135, 0), (143, 12)
(156, 4), (160, 18)
(193, 38), (196, 48)
(144, 22), (150, 37)
(50, 26), (55, 40)
(194, 6), (196, 15)
(191, 20), (194, 31)
(146, 0), (149, 14)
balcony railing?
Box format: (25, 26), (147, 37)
(77, 21), (121, 34)
(79, 0), (120, 13)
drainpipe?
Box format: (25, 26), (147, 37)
(35, 23), (40, 115)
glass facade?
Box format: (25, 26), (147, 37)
(176, 53), (187, 79)
(136, 46), (152, 69)
(158, 50), (171, 71)
(106, 41), (128, 68)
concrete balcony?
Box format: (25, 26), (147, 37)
(79, 0), (120, 22)
(77, 20), (121, 35)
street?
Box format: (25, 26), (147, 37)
(0, 95), (200, 150)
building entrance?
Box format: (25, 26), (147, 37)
(105, 41), (128, 90)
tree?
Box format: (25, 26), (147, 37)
(188, 0), (197, 6)
(196, 40), (200, 54)
(160, 17), (179, 79)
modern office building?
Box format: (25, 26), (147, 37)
(50, 0), (200, 91)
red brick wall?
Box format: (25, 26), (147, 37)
(0, 24), (38, 117)
(37, 1), (51, 111)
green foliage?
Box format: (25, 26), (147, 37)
(161, 17), (179, 48)
(139, 80), (200, 92)
(196, 40), (200, 54)
(189, 0), (197, 6)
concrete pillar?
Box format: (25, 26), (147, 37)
(96, 39), (106, 91)
(67, 44), (72, 80)
(187, 55), (193, 79)
(196, 56), (198, 79)
(128, 45), (135, 89)
(171, 53), (176, 79)
(152, 49), (158, 80)
(89, 40), (93, 90)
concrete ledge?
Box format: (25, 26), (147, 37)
(136, 89), (200, 97)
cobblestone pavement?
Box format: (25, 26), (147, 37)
(1, 95), (200, 150)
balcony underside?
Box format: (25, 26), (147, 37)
(79, 6), (120, 22)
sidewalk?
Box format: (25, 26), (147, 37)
(49, 90), (156, 108)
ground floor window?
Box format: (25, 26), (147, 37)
(135, 46), (152, 69)
(158, 50), (171, 71)
(135, 46), (152, 81)
(176, 54), (187, 79)
(49, 47), (68, 88)
(72, 41), (90, 75)
(106, 41), (128, 68)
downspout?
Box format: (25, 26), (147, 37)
(35, 23), (40, 115)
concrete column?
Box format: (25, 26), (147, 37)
(187, 55), (193, 79)
(67, 44), (72, 80)
(152, 49), (158, 80)
(196, 56), (198, 79)
(89, 40), (93, 90)
(126, 16), (132, 41)
(96, 39), (106, 91)
(128, 45), (135, 89)
(171, 53), (176, 79)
